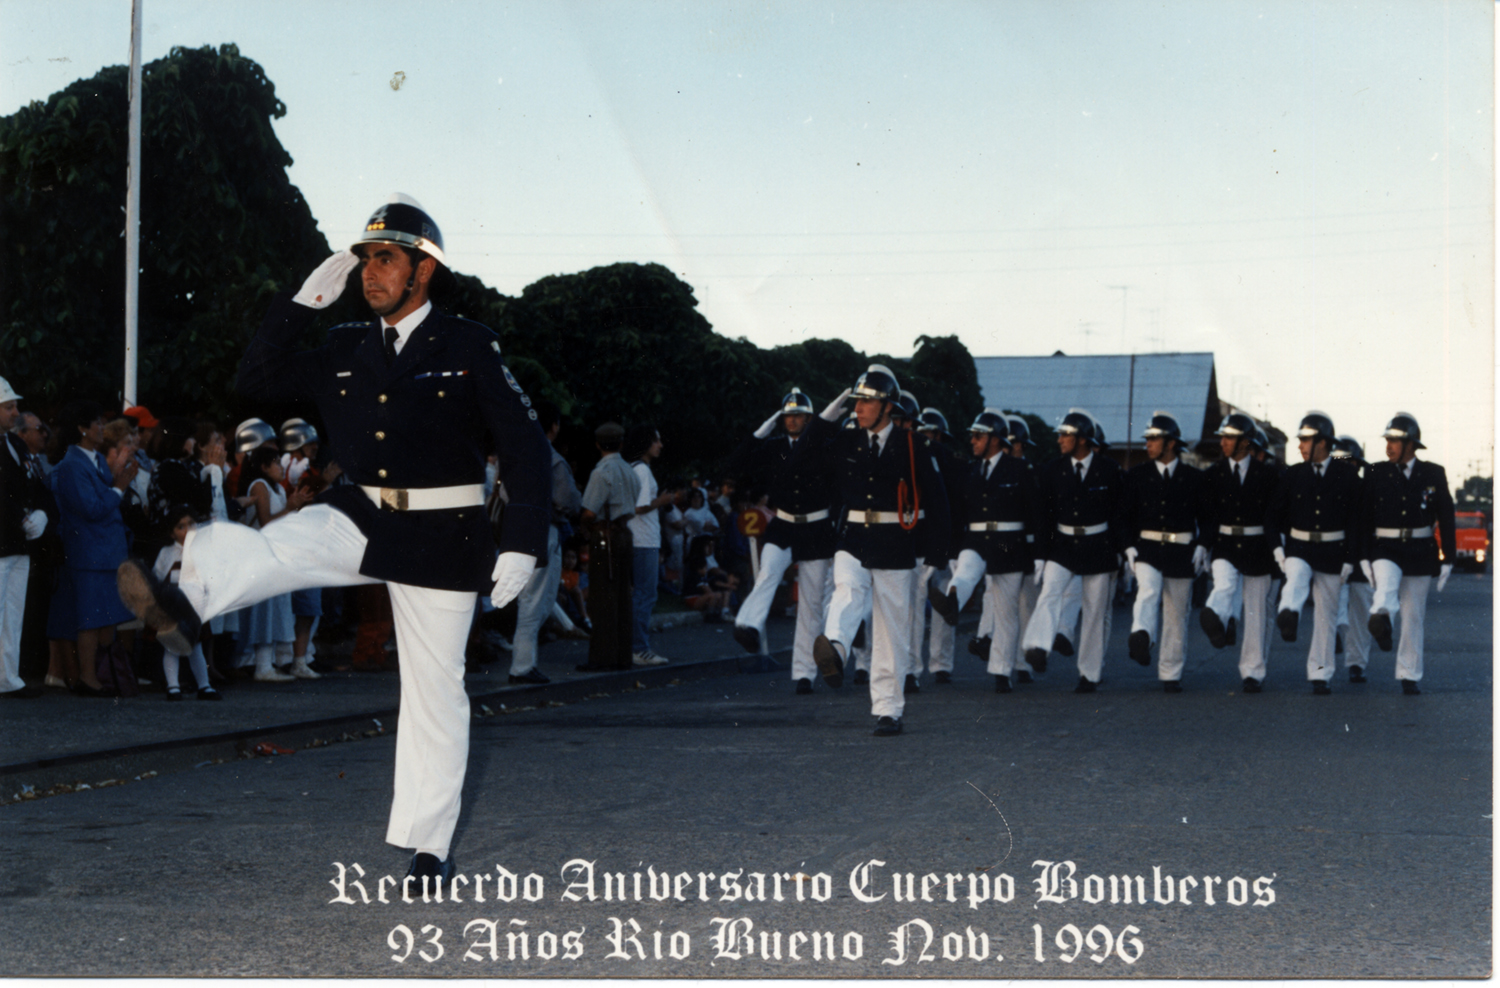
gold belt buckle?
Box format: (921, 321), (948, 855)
(380, 488), (409, 511)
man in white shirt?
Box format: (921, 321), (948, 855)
(625, 425), (677, 666)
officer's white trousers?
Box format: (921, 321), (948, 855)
(1370, 559), (1431, 681)
(1057, 577), (1082, 649)
(1022, 562), (1114, 682)
(1337, 582), (1374, 671)
(1131, 562), (1193, 681)
(946, 550), (988, 613)
(0, 554), (29, 692)
(1015, 573), (1039, 669)
(912, 563), (954, 674)
(981, 572), (1024, 676)
(825, 550), (913, 718)
(511, 525), (562, 676)
(1205, 559), (1273, 682)
(1276, 557), (1341, 682)
(735, 542), (832, 680)
(182, 507), (474, 857)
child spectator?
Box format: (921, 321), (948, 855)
(153, 506), (221, 701)
(241, 446), (313, 681)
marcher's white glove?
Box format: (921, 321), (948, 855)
(21, 509), (46, 540)
(819, 387), (853, 422)
(1436, 563), (1453, 593)
(292, 250), (360, 309)
(1339, 562), (1353, 584)
(490, 551), (536, 608)
(1272, 546), (1286, 568)
(1032, 559), (1045, 586)
(1192, 545), (1210, 576)
(1360, 559), (1375, 585)
(753, 410), (781, 440)
(1123, 546), (1138, 578)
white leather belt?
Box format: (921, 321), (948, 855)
(847, 509), (924, 525)
(775, 508), (830, 524)
(969, 520), (1025, 532)
(1375, 526), (1433, 540)
(1139, 530), (1194, 544)
(1290, 528), (1345, 543)
(1219, 524), (1265, 536)
(1057, 522), (1108, 537)
(361, 483), (485, 512)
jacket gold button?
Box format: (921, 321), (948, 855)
(378, 469), (388, 479)
(340, 389), (347, 396)
(438, 390), (445, 398)
(378, 394), (388, 403)
(376, 431), (386, 441)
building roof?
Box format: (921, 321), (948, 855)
(973, 351), (1219, 448)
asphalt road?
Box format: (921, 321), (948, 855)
(1, 571), (1490, 978)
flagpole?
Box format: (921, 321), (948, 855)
(123, 0), (142, 407)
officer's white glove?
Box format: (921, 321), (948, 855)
(1272, 546), (1286, 568)
(1032, 559), (1045, 586)
(292, 250), (360, 309)
(1123, 546), (1138, 578)
(489, 551), (537, 608)
(1436, 563), (1453, 593)
(753, 410), (781, 440)
(1360, 559), (1375, 585)
(21, 509), (46, 540)
(1339, 562), (1353, 584)
(1192, 545), (1210, 576)
(819, 387), (853, 422)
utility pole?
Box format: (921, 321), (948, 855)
(123, 0), (143, 407)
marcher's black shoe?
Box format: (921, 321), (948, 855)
(852, 669), (870, 685)
(1368, 612), (1394, 652)
(404, 853), (455, 896)
(967, 636), (992, 659)
(928, 585), (960, 626)
(813, 635), (844, 689)
(1162, 680), (1183, 694)
(1224, 616), (1237, 646)
(1014, 669), (1033, 684)
(1242, 677), (1262, 694)
(872, 716), (903, 736)
(508, 668), (550, 685)
(934, 670), (952, 684)
(1052, 633), (1075, 657)
(1276, 608), (1299, 643)
(1311, 679), (1331, 695)
(904, 673), (920, 694)
(1199, 608), (1228, 649)
(117, 557), (201, 655)
(732, 624), (761, 654)
(1073, 676), (1097, 694)
(1127, 629), (1151, 665)
(794, 677), (813, 695)
(1400, 678), (1421, 695)
(1025, 647), (1048, 674)
(1348, 665), (1367, 684)
(993, 674), (1012, 693)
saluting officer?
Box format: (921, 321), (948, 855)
(119, 195), (552, 887)
(1267, 411), (1362, 694)
(728, 386), (844, 693)
(1330, 435), (1374, 683)
(1020, 408), (1126, 694)
(813, 365), (949, 736)
(914, 406), (967, 685)
(1123, 412), (1211, 692)
(1360, 412), (1455, 694)
(1198, 412), (1281, 691)
(929, 409), (1039, 692)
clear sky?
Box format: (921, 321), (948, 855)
(2, 0), (1493, 482)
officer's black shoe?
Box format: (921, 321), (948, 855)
(967, 636), (992, 660)
(732, 625), (761, 654)
(1242, 677), (1262, 694)
(1401, 678), (1421, 695)
(1199, 608), (1228, 649)
(1025, 648), (1049, 674)
(1224, 616), (1237, 646)
(117, 557), (201, 656)
(1162, 680), (1183, 694)
(928, 586), (960, 626)
(1052, 633), (1075, 657)
(1276, 608), (1300, 643)
(904, 673), (920, 695)
(993, 674), (1012, 693)
(812, 635), (845, 689)
(1073, 676), (1097, 694)
(872, 716), (903, 736)
(1311, 679), (1331, 695)
(404, 853), (455, 896)
(934, 671), (952, 684)
(852, 669), (870, 685)
(1348, 665), (1367, 684)
(794, 678), (813, 695)
(1368, 612), (1394, 652)
(1014, 669), (1033, 684)
(1127, 630), (1152, 666)
(508, 668), (550, 685)
(1335, 632), (1344, 654)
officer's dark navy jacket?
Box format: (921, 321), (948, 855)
(1362, 458), (1456, 577)
(953, 452), (1037, 575)
(927, 440), (969, 564)
(724, 416), (838, 561)
(1032, 452), (1126, 575)
(1202, 454), (1279, 577)
(0, 434), (32, 557)
(828, 425), (949, 570)
(1266, 458), (1361, 574)
(237, 294), (552, 593)
(1125, 459), (1209, 580)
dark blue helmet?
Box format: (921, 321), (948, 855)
(851, 364), (900, 403)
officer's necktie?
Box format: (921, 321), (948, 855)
(383, 324), (399, 365)
(869, 434), (880, 457)
(1075, 461), (1084, 483)
(983, 459), (992, 481)
(1315, 462), (1324, 479)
